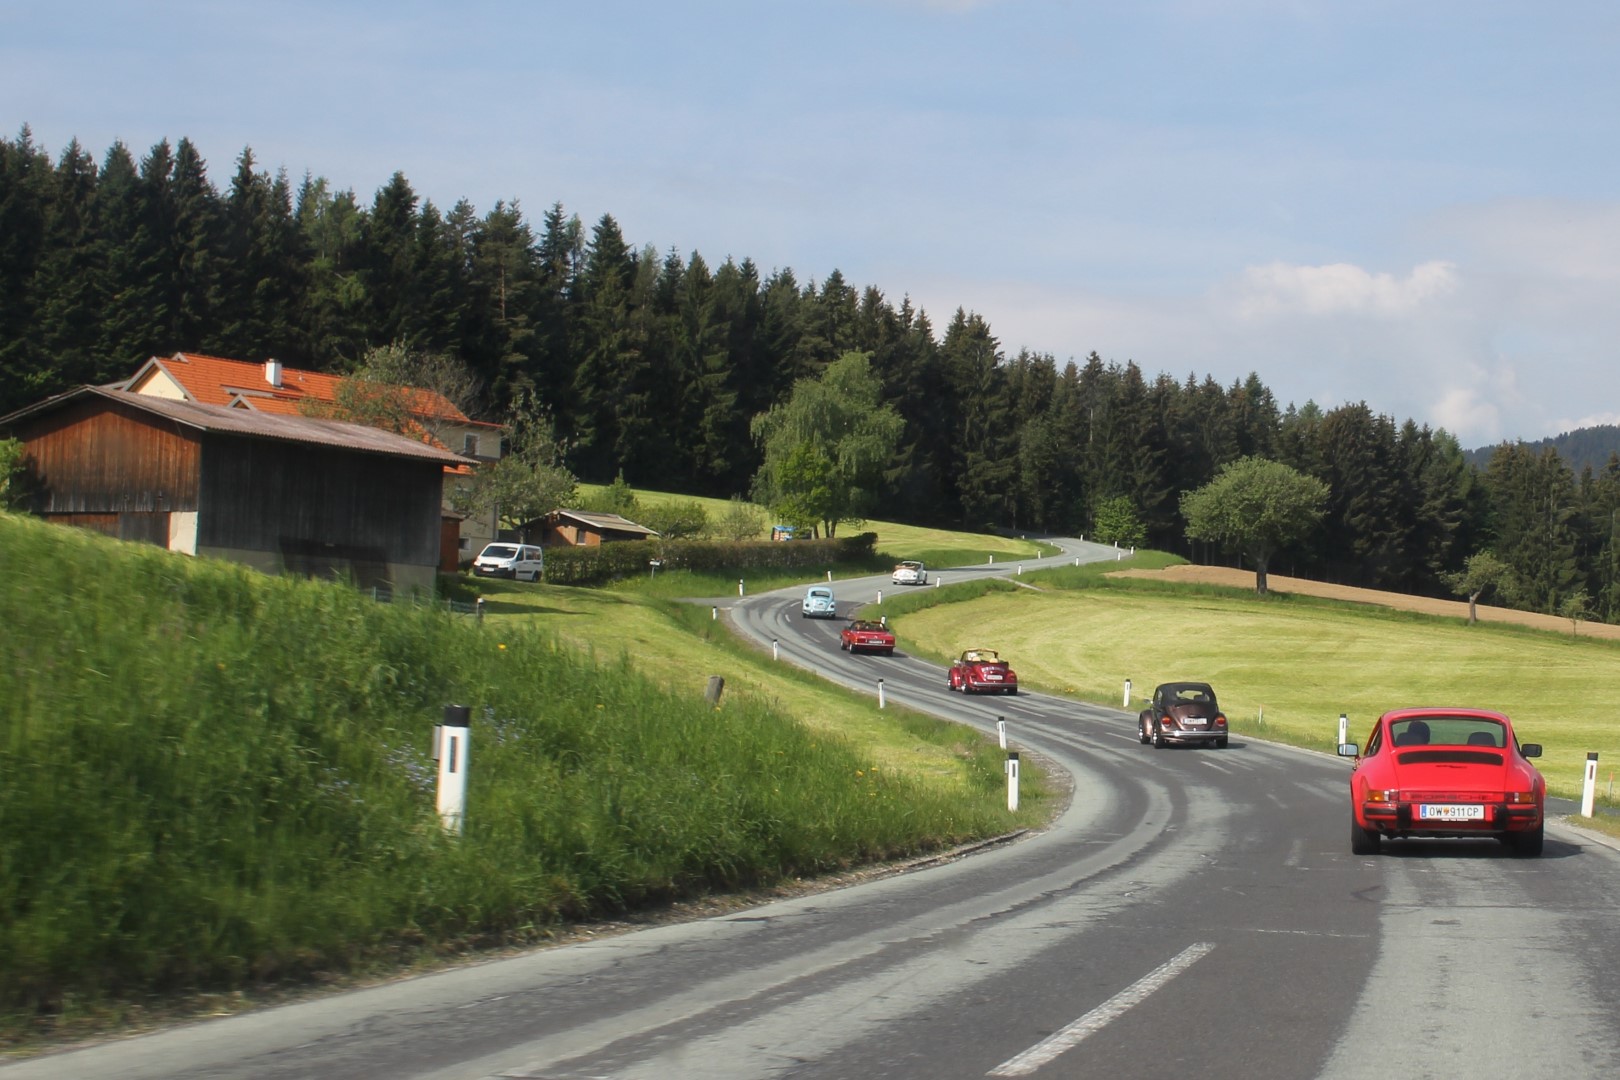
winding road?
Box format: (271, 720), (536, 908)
(8, 538), (1619, 1079)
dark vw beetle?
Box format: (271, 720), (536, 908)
(1138, 681), (1229, 749)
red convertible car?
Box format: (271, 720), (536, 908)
(840, 619), (896, 655)
(948, 649), (1018, 694)
(1338, 707), (1545, 856)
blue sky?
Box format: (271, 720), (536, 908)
(6, 1), (1618, 446)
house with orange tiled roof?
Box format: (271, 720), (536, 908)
(117, 353), (505, 567)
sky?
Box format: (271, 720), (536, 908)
(5, 0), (1618, 448)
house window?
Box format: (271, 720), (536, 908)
(462, 433), (479, 455)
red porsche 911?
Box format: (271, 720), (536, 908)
(947, 649), (1018, 694)
(1338, 707), (1546, 857)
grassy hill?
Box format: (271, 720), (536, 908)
(0, 511), (1043, 1042)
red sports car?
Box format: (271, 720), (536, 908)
(840, 619), (896, 655)
(1338, 707), (1546, 856)
(948, 649), (1018, 694)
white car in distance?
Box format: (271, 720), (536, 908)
(891, 560), (928, 586)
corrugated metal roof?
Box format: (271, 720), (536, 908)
(553, 509), (660, 535)
(2, 386), (469, 466)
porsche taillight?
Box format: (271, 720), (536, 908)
(1505, 791), (1536, 805)
(1365, 789), (1398, 803)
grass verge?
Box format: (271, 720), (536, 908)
(0, 512), (1050, 1047)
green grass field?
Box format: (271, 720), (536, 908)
(889, 560), (1620, 803)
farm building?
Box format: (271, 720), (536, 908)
(115, 352), (505, 563)
(1, 386), (468, 593)
(528, 509), (659, 547)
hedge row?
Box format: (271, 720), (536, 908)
(540, 533), (879, 585)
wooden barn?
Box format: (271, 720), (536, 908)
(528, 509), (659, 547)
(1, 386), (468, 593)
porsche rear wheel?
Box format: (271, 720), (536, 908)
(1350, 819), (1381, 855)
(1506, 822), (1544, 857)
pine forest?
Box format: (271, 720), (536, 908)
(4, 127), (1619, 622)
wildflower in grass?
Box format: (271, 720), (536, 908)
(498, 643), (507, 650)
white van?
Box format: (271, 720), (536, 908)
(472, 543), (544, 581)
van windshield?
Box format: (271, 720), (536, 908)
(481, 545), (520, 559)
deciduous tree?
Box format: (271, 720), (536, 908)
(1181, 456), (1329, 595)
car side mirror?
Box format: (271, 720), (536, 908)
(1519, 743), (1542, 758)
(1336, 743), (1359, 758)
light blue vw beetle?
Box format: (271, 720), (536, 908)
(801, 585), (838, 619)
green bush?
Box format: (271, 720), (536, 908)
(541, 532), (878, 585)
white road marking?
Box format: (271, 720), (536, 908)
(986, 942), (1216, 1076)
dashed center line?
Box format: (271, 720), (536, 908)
(987, 942), (1217, 1077)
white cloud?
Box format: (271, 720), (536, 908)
(1229, 260), (1460, 320)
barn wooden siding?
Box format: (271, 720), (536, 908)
(198, 435), (445, 567)
(20, 396), (201, 514)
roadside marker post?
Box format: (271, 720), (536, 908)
(475, 597), (485, 623)
(877, 678), (886, 709)
(1338, 713), (1348, 748)
(1006, 751), (1020, 811)
(772, 639), (779, 661)
(711, 605), (718, 620)
(1123, 679), (1132, 708)
(435, 704), (471, 835)
(877, 589), (883, 604)
(738, 578), (745, 597)
(827, 570), (832, 582)
(1582, 752), (1599, 817)
(997, 717), (1007, 749)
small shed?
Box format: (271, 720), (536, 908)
(530, 509), (659, 547)
(2, 386), (468, 593)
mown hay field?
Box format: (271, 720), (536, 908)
(893, 565), (1620, 802)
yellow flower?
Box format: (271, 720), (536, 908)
(855, 770), (864, 777)
(497, 643), (507, 651)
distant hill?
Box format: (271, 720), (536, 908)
(1466, 424), (1620, 473)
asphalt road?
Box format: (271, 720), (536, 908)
(8, 539), (1619, 1079)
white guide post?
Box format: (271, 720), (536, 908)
(997, 717), (1007, 750)
(1123, 679), (1132, 708)
(738, 578), (745, 597)
(1006, 751), (1020, 811)
(1582, 752), (1599, 817)
(436, 704), (471, 835)
(772, 638), (779, 661)
(877, 678), (886, 709)
(1338, 713), (1348, 748)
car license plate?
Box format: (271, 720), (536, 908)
(1419, 804), (1485, 821)
(1184, 718), (1207, 727)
